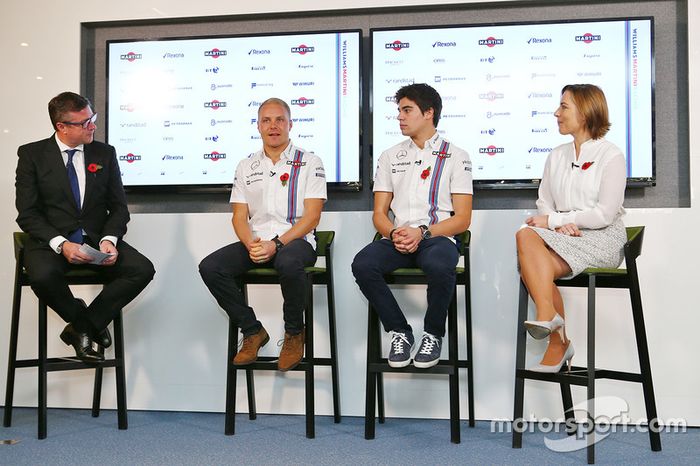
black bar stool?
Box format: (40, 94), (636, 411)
(224, 230), (339, 438)
(364, 231), (474, 444)
(512, 226), (661, 464)
(3, 232), (127, 439)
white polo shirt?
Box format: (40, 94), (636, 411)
(374, 133), (473, 231)
(230, 142), (326, 248)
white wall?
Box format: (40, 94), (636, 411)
(1, 0), (698, 427)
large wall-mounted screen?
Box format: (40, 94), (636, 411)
(107, 30), (361, 190)
(372, 18), (654, 187)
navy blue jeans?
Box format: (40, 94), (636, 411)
(352, 236), (459, 338)
(199, 239), (316, 336)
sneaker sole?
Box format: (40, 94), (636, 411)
(413, 359), (440, 369)
(388, 358), (412, 368)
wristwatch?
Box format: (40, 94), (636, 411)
(272, 236), (284, 252)
(419, 225), (432, 240)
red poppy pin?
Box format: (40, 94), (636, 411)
(421, 166), (432, 180)
(581, 161), (595, 170)
(87, 163), (103, 173)
(280, 172), (290, 187)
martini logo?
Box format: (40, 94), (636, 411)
(385, 41), (409, 51)
(120, 52), (142, 62)
(204, 151), (226, 161)
(119, 103), (136, 112)
(204, 48), (227, 58)
(119, 153), (141, 163)
(291, 97), (315, 107)
(291, 45), (315, 54)
(478, 37), (503, 47)
(204, 100), (227, 109)
(575, 33), (602, 43)
(479, 145), (504, 156)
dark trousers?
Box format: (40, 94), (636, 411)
(199, 239), (316, 336)
(23, 237), (155, 332)
(352, 236), (459, 338)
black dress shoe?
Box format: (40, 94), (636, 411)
(75, 297), (111, 348)
(59, 325), (104, 363)
(95, 328), (112, 349)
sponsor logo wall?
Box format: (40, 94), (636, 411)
(108, 32), (360, 186)
(372, 19), (653, 182)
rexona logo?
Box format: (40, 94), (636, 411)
(119, 153), (141, 163)
(291, 97), (315, 107)
(385, 41), (409, 51)
(162, 154), (184, 160)
(248, 49), (270, 55)
(478, 145), (505, 156)
(204, 151), (226, 161)
(527, 37), (552, 44)
(478, 37), (503, 47)
(120, 52), (142, 62)
(162, 52), (184, 59)
(575, 33), (602, 43)
(528, 147), (552, 154)
(291, 44), (315, 54)
(204, 100), (227, 109)
(432, 41), (457, 47)
(204, 48), (227, 58)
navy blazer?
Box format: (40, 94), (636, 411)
(15, 135), (130, 246)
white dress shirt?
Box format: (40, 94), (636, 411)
(373, 133), (473, 231)
(230, 142), (327, 248)
(50, 134), (118, 253)
(537, 138), (626, 230)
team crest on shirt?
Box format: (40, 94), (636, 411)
(432, 149), (452, 158)
(287, 160), (307, 167)
(250, 159), (260, 170)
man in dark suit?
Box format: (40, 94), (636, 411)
(15, 91), (155, 362)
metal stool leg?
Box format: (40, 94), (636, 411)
(304, 278), (315, 439)
(3, 266), (23, 428)
(364, 304), (378, 439)
(113, 312), (127, 430)
(92, 348), (104, 417)
(586, 275), (596, 465)
(448, 291), (460, 444)
(326, 277), (341, 423)
(224, 320), (238, 435)
(512, 280), (529, 449)
(38, 301), (48, 440)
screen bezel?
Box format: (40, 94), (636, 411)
(106, 28), (364, 193)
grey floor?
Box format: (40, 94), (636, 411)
(0, 407), (697, 465)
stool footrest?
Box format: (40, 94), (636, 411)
(369, 360), (458, 375)
(516, 367), (644, 385)
(15, 357), (121, 371)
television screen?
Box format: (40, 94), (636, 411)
(107, 30), (361, 190)
(371, 18), (654, 187)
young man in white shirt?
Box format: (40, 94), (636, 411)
(352, 83), (473, 368)
(199, 98), (326, 371)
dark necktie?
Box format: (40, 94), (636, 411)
(65, 149), (83, 244)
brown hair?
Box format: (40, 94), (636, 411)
(561, 84), (611, 139)
(48, 91), (92, 130)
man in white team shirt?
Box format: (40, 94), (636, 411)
(352, 83), (473, 368)
(199, 98), (326, 371)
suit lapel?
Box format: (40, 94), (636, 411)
(45, 138), (80, 212)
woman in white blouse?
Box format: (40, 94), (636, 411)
(515, 84), (627, 372)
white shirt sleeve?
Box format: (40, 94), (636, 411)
(536, 153), (559, 228)
(229, 161), (247, 204)
(450, 149), (473, 195)
(372, 151), (393, 192)
(303, 155), (327, 200)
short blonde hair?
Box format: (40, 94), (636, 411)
(561, 84), (611, 139)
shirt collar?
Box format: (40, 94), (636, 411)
(54, 133), (84, 154)
(408, 132), (441, 151)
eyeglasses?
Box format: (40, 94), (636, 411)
(61, 113), (98, 129)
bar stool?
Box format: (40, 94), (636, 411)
(512, 226), (660, 464)
(224, 230), (339, 438)
(3, 232), (127, 439)
(364, 231), (474, 444)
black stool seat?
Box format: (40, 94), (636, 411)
(3, 232), (127, 439)
(364, 231), (475, 444)
(512, 226), (661, 464)
(225, 231), (340, 439)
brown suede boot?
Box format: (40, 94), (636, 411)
(278, 329), (305, 371)
(233, 327), (269, 365)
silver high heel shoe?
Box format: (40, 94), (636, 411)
(528, 341), (575, 373)
(524, 313), (564, 340)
